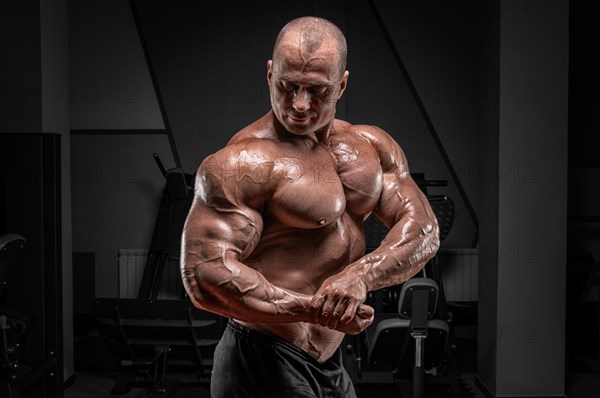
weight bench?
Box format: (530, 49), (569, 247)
(364, 278), (449, 398)
(94, 298), (223, 397)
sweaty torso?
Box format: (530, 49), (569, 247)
(232, 114), (384, 362)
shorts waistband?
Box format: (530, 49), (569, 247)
(226, 319), (325, 364)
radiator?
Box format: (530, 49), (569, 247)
(118, 249), (182, 299)
(438, 247), (479, 302)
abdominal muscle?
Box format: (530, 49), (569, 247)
(236, 319), (345, 362)
(237, 212), (366, 362)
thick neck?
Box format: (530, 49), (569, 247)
(268, 110), (334, 149)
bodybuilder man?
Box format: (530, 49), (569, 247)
(181, 16), (440, 398)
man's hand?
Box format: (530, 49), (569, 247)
(309, 268), (370, 330)
(333, 303), (374, 335)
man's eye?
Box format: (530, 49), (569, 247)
(281, 81), (296, 93)
(310, 86), (329, 96)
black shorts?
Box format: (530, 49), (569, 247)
(210, 320), (357, 398)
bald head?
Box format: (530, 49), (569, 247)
(273, 17), (347, 78)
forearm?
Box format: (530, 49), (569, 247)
(350, 216), (440, 292)
(181, 252), (312, 323)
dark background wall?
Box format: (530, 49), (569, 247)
(478, 1), (569, 395)
(69, 0), (486, 297)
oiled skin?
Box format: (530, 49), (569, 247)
(181, 22), (440, 363)
(181, 113), (439, 362)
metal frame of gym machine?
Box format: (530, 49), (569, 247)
(0, 134), (63, 398)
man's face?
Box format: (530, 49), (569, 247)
(267, 38), (348, 137)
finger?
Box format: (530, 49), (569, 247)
(362, 311), (375, 328)
(327, 298), (349, 330)
(339, 299), (360, 325)
(358, 316), (373, 332)
(318, 296), (338, 327)
(357, 303), (374, 319)
(351, 308), (375, 334)
(309, 293), (327, 324)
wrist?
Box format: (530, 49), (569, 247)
(280, 288), (314, 323)
(345, 262), (371, 292)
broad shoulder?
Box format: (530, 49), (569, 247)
(227, 116), (275, 146)
(196, 125), (287, 208)
(200, 114), (280, 172)
(334, 119), (395, 147)
(198, 138), (281, 189)
(334, 121), (408, 172)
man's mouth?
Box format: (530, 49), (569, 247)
(288, 114), (311, 123)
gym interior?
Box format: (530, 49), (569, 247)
(0, 0), (597, 397)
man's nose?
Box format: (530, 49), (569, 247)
(292, 89), (310, 112)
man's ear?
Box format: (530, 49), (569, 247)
(337, 70), (350, 99)
(267, 60), (273, 85)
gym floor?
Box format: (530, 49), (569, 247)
(65, 302), (600, 398)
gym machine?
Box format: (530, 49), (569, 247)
(137, 153), (194, 300)
(1, 234), (58, 398)
(94, 298), (222, 397)
(94, 154), (224, 397)
(347, 190), (464, 398)
(0, 133), (64, 398)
